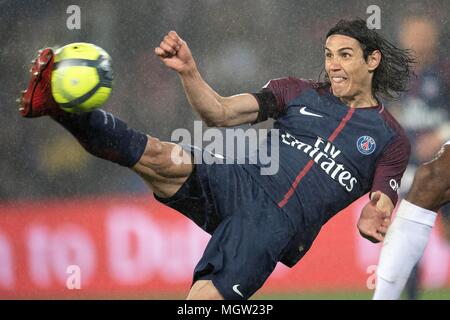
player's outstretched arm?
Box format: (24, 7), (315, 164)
(357, 191), (394, 243)
(155, 31), (259, 127)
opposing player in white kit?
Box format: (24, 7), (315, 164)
(373, 135), (450, 299)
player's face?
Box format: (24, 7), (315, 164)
(324, 35), (374, 100)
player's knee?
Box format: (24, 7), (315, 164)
(138, 137), (173, 168)
(145, 136), (164, 156)
(409, 161), (447, 210)
(413, 163), (433, 188)
(186, 280), (224, 300)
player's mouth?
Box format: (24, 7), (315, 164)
(331, 76), (348, 84)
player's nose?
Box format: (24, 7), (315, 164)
(328, 60), (342, 71)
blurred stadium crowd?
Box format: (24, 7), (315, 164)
(1, 0), (449, 201)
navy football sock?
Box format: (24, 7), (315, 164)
(51, 109), (148, 167)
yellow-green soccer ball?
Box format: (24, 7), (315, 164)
(51, 42), (113, 113)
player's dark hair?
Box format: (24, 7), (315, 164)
(323, 18), (416, 100)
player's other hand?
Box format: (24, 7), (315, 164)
(357, 191), (391, 243)
(155, 31), (196, 74)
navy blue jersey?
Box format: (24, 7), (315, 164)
(245, 77), (410, 265)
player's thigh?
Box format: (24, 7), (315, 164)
(187, 280), (224, 300)
(409, 144), (450, 206)
(441, 145), (450, 202)
(427, 144), (450, 200)
(138, 174), (191, 198)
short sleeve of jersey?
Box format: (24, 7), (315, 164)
(371, 133), (411, 205)
(251, 77), (316, 123)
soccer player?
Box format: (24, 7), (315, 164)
(373, 140), (450, 300)
(388, 14), (450, 299)
(20, 19), (414, 300)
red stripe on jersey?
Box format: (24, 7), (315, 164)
(278, 108), (355, 208)
(277, 160), (315, 208)
(328, 108), (355, 142)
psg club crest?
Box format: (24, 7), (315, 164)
(356, 136), (376, 155)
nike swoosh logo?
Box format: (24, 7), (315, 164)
(232, 284), (244, 298)
(299, 106), (323, 118)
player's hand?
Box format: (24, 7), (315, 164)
(357, 191), (391, 243)
(155, 31), (196, 74)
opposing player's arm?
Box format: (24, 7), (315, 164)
(155, 31), (259, 127)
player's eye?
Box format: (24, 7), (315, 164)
(325, 52), (332, 58)
(341, 52), (351, 58)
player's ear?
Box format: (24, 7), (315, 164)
(367, 50), (381, 72)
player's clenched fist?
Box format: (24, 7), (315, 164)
(155, 31), (196, 74)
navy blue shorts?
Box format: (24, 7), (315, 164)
(155, 160), (295, 300)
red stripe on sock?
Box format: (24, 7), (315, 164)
(278, 108), (355, 208)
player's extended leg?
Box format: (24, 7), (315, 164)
(21, 47), (225, 300)
(20, 48), (193, 198)
(373, 144), (450, 300)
